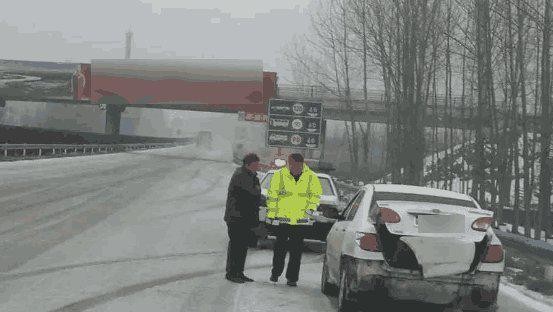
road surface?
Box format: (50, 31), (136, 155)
(0, 145), (551, 312)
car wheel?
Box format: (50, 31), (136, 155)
(321, 255), (337, 296)
(338, 264), (357, 312)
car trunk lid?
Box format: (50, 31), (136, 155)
(376, 201), (493, 278)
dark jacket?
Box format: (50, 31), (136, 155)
(224, 166), (261, 227)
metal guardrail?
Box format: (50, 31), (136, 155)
(0, 142), (177, 158)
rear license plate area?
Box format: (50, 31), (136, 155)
(418, 214), (465, 233)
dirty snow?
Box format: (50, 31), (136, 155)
(500, 280), (553, 312)
(0, 144), (552, 311)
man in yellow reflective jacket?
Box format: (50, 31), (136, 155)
(267, 153), (322, 286)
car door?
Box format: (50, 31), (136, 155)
(326, 190), (364, 281)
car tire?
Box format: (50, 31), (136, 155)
(321, 255), (338, 296)
(338, 263), (357, 312)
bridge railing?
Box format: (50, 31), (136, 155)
(0, 142), (179, 159)
(277, 84), (386, 102)
(277, 84), (513, 116)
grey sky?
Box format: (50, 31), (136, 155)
(143, 0), (312, 17)
(0, 0), (314, 81)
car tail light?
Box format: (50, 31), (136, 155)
(472, 217), (493, 232)
(355, 232), (381, 252)
(482, 245), (503, 263)
(380, 207), (401, 223)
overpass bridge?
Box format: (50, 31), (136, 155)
(277, 84), (539, 130)
(1, 85), (530, 131)
(0, 58), (538, 134)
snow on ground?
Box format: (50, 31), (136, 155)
(500, 280), (553, 312)
(500, 224), (551, 245)
(88, 255), (329, 312)
(0, 74), (41, 87)
(0, 147), (235, 311)
(1, 143), (553, 311)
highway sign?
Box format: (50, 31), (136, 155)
(268, 115), (321, 133)
(267, 130), (320, 149)
(267, 99), (323, 149)
(268, 99), (322, 118)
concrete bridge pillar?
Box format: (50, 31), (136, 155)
(105, 104), (123, 136)
(100, 95), (129, 137)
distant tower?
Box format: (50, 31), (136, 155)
(125, 30), (133, 59)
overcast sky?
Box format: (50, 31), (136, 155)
(143, 0), (312, 17)
(0, 0), (314, 81)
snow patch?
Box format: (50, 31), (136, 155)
(500, 280), (553, 312)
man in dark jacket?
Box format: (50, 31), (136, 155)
(224, 153), (262, 283)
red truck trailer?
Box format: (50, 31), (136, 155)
(72, 59), (277, 120)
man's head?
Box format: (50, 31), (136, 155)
(287, 153), (304, 176)
(243, 153), (261, 172)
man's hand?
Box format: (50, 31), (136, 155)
(304, 209), (317, 221)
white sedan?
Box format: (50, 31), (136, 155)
(322, 184), (505, 311)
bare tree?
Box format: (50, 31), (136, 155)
(538, 0), (552, 241)
(473, 0), (495, 209)
(515, 0), (532, 237)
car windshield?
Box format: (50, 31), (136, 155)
(261, 173), (335, 196)
(374, 192), (477, 208)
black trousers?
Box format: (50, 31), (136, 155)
(271, 224), (306, 282)
(225, 222), (251, 277)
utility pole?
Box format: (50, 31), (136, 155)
(125, 30), (133, 59)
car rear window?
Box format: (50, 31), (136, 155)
(374, 192), (477, 208)
(261, 173), (335, 196)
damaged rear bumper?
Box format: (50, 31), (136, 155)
(352, 259), (500, 307)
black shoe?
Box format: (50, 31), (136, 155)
(270, 275), (278, 283)
(239, 274), (254, 282)
(286, 280), (297, 287)
(225, 274), (245, 284)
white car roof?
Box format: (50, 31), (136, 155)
(365, 184), (475, 202)
(264, 169), (332, 179)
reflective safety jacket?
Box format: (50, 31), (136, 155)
(266, 164), (323, 225)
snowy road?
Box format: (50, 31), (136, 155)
(0, 146), (551, 312)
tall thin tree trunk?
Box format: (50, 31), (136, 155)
(461, 19), (469, 194)
(519, 0), (531, 237)
(538, 0), (552, 241)
(531, 22), (541, 238)
(474, 0), (491, 208)
(506, 0), (521, 234)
